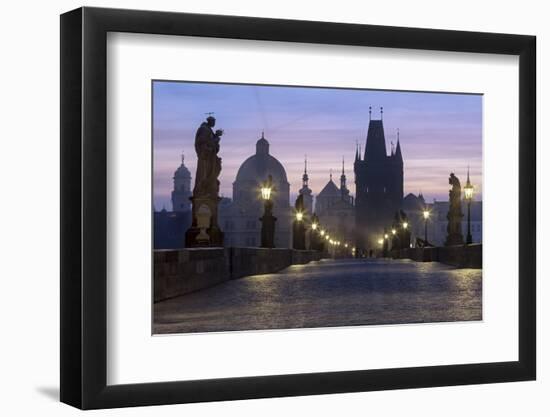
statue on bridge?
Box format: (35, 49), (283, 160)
(444, 172), (464, 246)
(185, 115), (224, 247)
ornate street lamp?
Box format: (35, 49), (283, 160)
(464, 167), (474, 244)
(259, 175), (276, 248)
(422, 209), (430, 246)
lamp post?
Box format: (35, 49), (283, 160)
(259, 176), (276, 248)
(422, 209), (430, 246)
(310, 214), (319, 251)
(401, 221), (409, 250)
(293, 195), (306, 250)
(464, 168), (474, 244)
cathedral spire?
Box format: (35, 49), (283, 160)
(355, 140), (359, 161)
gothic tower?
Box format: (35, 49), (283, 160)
(354, 107), (404, 252)
(171, 152), (192, 212)
(299, 156), (314, 215)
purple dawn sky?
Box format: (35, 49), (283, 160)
(153, 81), (482, 210)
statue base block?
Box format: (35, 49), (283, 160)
(445, 234), (464, 246)
(185, 226), (224, 248)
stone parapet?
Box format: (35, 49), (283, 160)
(154, 247), (323, 302)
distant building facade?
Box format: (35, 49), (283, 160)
(354, 112), (404, 251)
(315, 161), (355, 246)
(219, 133), (293, 248)
(171, 153), (192, 212)
(154, 154), (192, 249)
(401, 192), (482, 247)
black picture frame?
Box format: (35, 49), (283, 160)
(60, 6), (536, 410)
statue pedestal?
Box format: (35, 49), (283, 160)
(445, 233), (464, 246)
(185, 196), (224, 247)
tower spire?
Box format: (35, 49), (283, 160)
(340, 156), (347, 191)
(380, 106), (384, 120)
(395, 129), (403, 162)
(355, 140), (359, 161)
(330, 169), (333, 181)
(369, 106), (372, 121)
(302, 155), (309, 187)
(181, 151), (185, 164)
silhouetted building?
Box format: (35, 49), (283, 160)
(315, 163), (355, 246)
(171, 153), (192, 212)
(401, 194), (483, 247)
(401, 192), (427, 247)
(154, 154), (193, 249)
(154, 208), (191, 249)
(430, 200), (482, 246)
(219, 133), (292, 248)
(354, 110), (403, 251)
(298, 156), (314, 215)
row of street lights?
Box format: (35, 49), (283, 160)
(377, 171), (475, 250)
(260, 177), (355, 255)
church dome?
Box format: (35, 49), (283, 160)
(235, 135), (288, 185)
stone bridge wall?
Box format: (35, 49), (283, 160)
(391, 244), (482, 269)
(154, 247), (322, 302)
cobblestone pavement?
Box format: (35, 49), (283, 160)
(154, 258), (482, 334)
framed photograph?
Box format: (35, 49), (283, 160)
(60, 6), (536, 409)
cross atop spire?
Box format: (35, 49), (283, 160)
(181, 151), (185, 164)
(330, 169), (333, 181)
(261, 130), (265, 139)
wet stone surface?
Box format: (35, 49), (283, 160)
(153, 258), (482, 334)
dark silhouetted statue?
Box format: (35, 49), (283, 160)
(445, 172), (464, 246)
(185, 116), (224, 247)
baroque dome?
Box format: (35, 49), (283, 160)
(235, 136), (289, 185)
